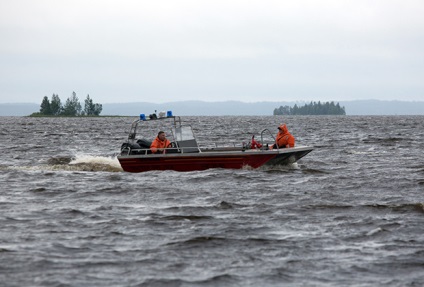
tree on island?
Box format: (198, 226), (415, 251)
(40, 96), (51, 115)
(273, 101), (346, 115)
(50, 94), (62, 115)
(62, 92), (82, 116)
(33, 92), (102, 116)
(83, 95), (102, 116)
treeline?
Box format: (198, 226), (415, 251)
(273, 101), (346, 115)
(32, 92), (102, 116)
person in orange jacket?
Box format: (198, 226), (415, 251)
(150, 131), (171, 154)
(251, 135), (263, 149)
(274, 123), (295, 148)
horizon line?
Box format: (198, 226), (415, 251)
(1, 99), (424, 105)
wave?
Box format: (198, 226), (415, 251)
(161, 215), (214, 221)
(258, 162), (300, 172)
(365, 203), (424, 214)
(366, 227), (385, 236)
(303, 203), (424, 214)
(167, 236), (226, 247)
(362, 136), (404, 145)
(140, 275), (237, 286)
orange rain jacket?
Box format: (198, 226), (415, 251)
(276, 124), (295, 148)
(150, 137), (171, 154)
(251, 135), (263, 149)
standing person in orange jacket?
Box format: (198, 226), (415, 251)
(251, 135), (263, 149)
(150, 131), (171, 154)
(274, 123), (295, 148)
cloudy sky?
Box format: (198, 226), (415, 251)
(1, 0), (423, 104)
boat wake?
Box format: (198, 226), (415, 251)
(67, 154), (123, 172)
(256, 162), (300, 172)
(7, 154), (123, 173)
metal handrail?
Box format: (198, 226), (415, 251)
(260, 129), (278, 151)
(127, 116), (181, 143)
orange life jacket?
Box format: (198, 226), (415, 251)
(276, 124), (295, 148)
(150, 137), (171, 153)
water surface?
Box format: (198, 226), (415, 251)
(1, 116), (423, 286)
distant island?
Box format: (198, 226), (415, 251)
(273, 101), (346, 115)
(29, 92), (102, 117)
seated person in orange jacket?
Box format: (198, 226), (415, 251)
(251, 135), (263, 149)
(150, 131), (171, 154)
(274, 123), (295, 148)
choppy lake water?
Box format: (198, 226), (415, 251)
(1, 115), (423, 286)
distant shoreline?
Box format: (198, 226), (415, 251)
(1, 100), (424, 116)
(27, 114), (131, 118)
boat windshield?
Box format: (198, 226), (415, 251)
(171, 125), (200, 153)
(172, 126), (195, 141)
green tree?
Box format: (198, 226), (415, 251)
(50, 94), (62, 115)
(93, 103), (102, 116)
(273, 105), (291, 115)
(40, 96), (51, 115)
(274, 101), (346, 115)
(83, 94), (102, 116)
(83, 95), (94, 115)
(62, 91), (82, 116)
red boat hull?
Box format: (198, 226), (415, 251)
(118, 153), (276, 172)
(118, 147), (313, 172)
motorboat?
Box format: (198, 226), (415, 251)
(118, 112), (313, 172)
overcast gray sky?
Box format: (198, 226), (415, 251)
(1, 0), (423, 104)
